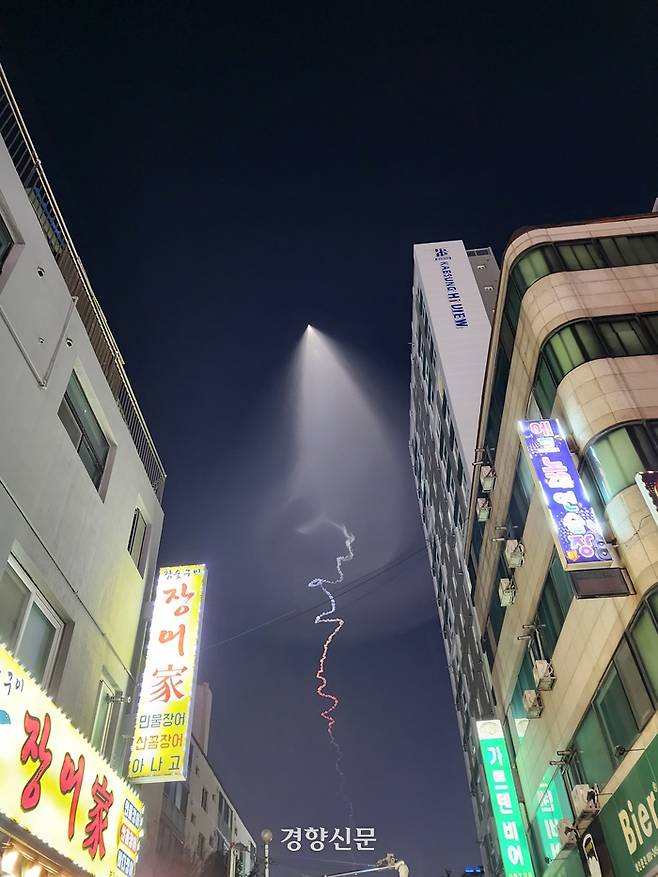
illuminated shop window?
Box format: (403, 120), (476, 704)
(0, 556), (63, 684)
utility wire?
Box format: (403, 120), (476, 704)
(202, 544), (426, 651)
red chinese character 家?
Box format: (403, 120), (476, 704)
(149, 664), (187, 703)
(82, 775), (114, 860)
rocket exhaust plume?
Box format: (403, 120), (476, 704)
(307, 523), (355, 823)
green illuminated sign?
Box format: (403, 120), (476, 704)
(535, 769), (567, 864)
(477, 720), (535, 877)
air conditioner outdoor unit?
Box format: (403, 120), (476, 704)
(498, 577), (516, 607)
(532, 659), (556, 691)
(557, 819), (578, 849)
(479, 465), (496, 493)
(522, 689), (543, 719)
(571, 784), (600, 821)
(476, 497), (491, 522)
(505, 539), (525, 569)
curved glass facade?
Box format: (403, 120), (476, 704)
(485, 232), (658, 457)
(533, 311), (658, 416)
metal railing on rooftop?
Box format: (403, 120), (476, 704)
(0, 65), (166, 500)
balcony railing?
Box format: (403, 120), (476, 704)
(0, 65), (166, 500)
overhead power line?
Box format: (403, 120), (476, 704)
(201, 544), (426, 651)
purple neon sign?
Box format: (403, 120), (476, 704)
(519, 420), (612, 571)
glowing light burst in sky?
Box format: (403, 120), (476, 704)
(308, 523), (355, 821)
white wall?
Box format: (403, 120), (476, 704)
(414, 240), (492, 474)
(0, 136), (164, 761)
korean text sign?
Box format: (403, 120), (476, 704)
(128, 564), (206, 783)
(519, 419), (612, 571)
(477, 720), (534, 877)
(0, 643), (144, 877)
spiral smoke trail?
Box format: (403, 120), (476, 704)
(308, 524), (355, 824)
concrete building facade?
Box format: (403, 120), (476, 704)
(409, 239), (501, 873)
(0, 66), (165, 875)
(139, 685), (256, 877)
(465, 211), (658, 877)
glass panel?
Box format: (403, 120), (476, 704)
(91, 682), (111, 752)
(614, 638), (653, 729)
(587, 426), (647, 502)
(17, 602), (56, 682)
(58, 397), (83, 450)
(0, 566), (30, 648)
(630, 607), (658, 699)
(534, 356), (558, 417)
(65, 374), (109, 467)
(537, 579), (562, 657)
(575, 321), (605, 359)
(78, 438), (103, 488)
(544, 553), (573, 619)
(574, 708), (614, 787)
(595, 665), (638, 753)
(129, 510), (147, 567)
(628, 235), (658, 264)
(599, 237), (625, 267)
(546, 326), (586, 379)
(598, 319), (649, 356)
(0, 214), (12, 267)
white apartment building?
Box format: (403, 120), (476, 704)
(409, 239), (500, 873)
(0, 66), (165, 876)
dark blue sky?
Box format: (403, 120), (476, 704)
(3, 2), (657, 876)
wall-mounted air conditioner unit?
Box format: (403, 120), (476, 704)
(522, 689), (543, 718)
(532, 659), (556, 691)
(505, 539), (525, 569)
(479, 465), (496, 493)
(571, 785), (600, 821)
(557, 819), (578, 849)
(476, 497), (491, 522)
(498, 577), (516, 607)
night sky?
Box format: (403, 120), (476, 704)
(3, 2), (657, 876)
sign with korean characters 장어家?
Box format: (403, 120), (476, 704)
(477, 720), (535, 877)
(519, 419), (612, 571)
(0, 643), (144, 877)
(128, 563), (207, 783)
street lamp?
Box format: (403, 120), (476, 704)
(261, 830), (273, 877)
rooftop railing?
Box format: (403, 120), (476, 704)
(0, 65), (166, 500)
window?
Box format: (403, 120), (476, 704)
(534, 312), (658, 416)
(0, 557), (63, 684)
(630, 599), (658, 699)
(584, 420), (658, 504)
(91, 678), (117, 758)
(197, 832), (205, 859)
(201, 787), (208, 811)
(58, 373), (109, 489)
(484, 232), (658, 456)
(128, 509), (148, 570)
(536, 553), (573, 657)
(567, 587), (658, 788)
(0, 213), (12, 270)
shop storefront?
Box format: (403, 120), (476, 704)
(0, 644), (143, 877)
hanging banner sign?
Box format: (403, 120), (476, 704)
(0, 643), (144, 877)
(519, 419), (612, 571)
(128, 564), (207, 784)
(477, 720), (535, 877)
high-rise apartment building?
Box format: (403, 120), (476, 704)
(0, 66), (165, 875)
(409, 239), (501, 872)
(465, 211), (658, 877)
